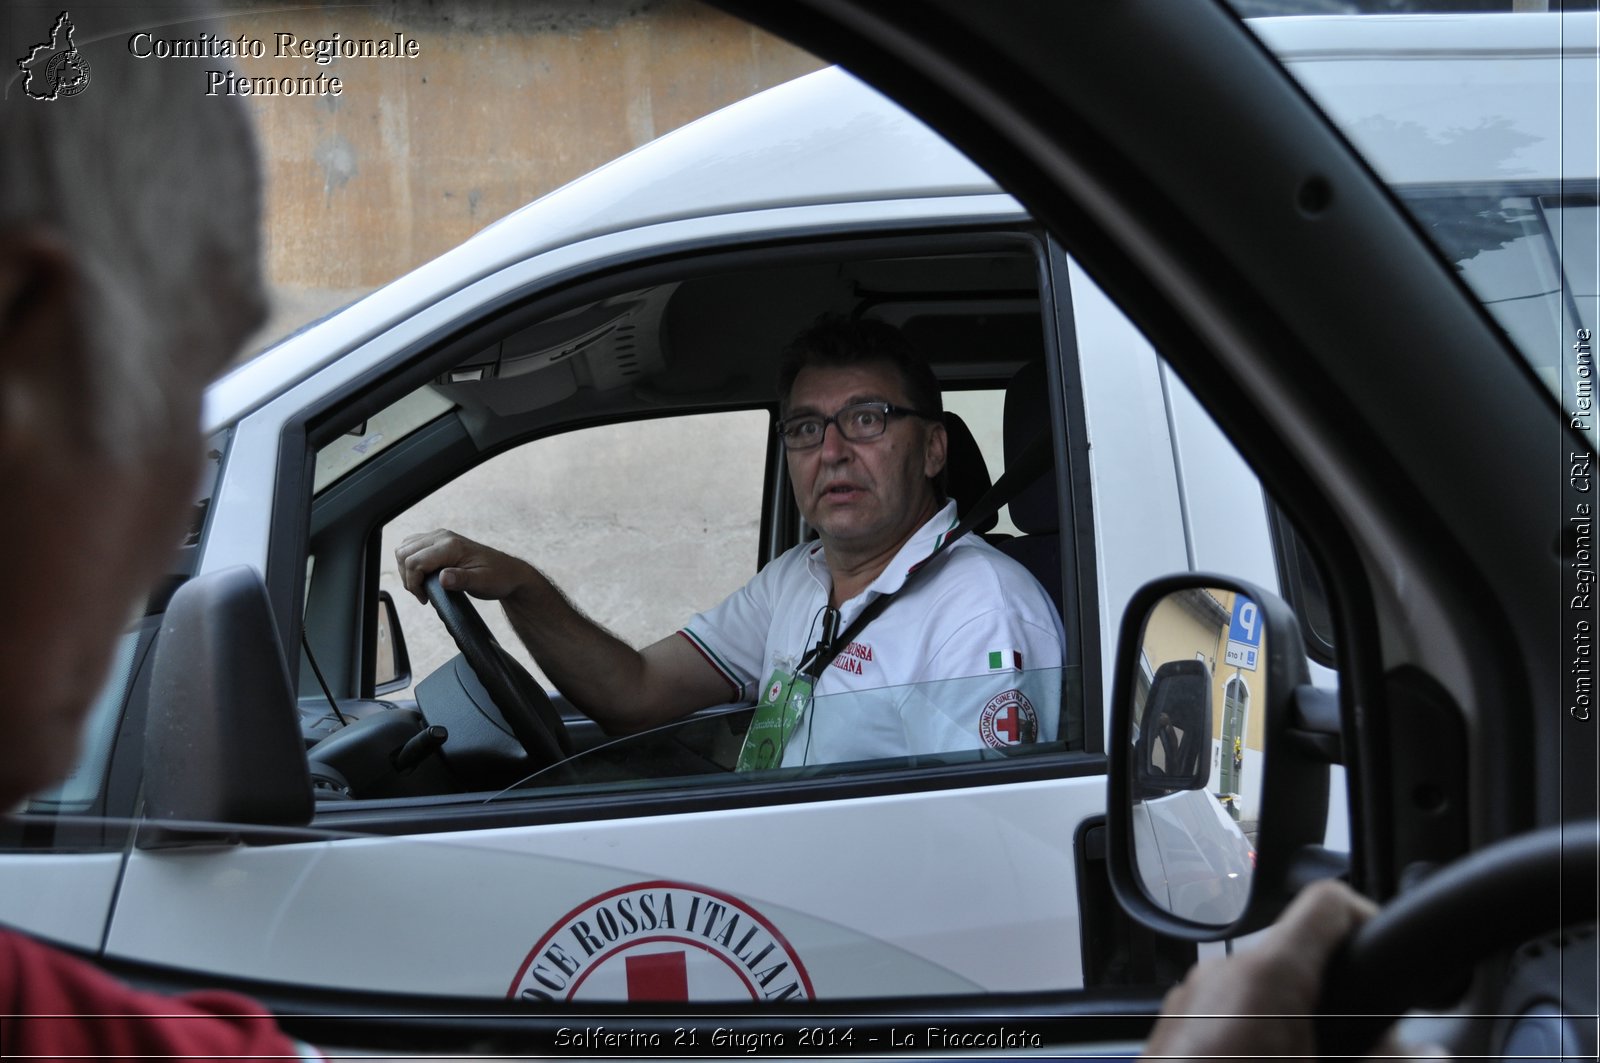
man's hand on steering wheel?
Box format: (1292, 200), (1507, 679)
(396, 528), (536, 604)
(396, 529), (571, 768)
(1141, 881), (1445, 1062)
(395, 526), (738, 740)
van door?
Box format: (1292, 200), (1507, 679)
(104, 225), (1137, 1002)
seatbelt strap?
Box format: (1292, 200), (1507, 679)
(800, 430), (1054, 681)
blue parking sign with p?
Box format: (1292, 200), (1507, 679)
(1224, 596), (1262, 671)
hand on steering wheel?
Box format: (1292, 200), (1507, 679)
(1144, 824), (1598, 1059)
(1317, 823), (1598, 1055)
(1143, 880), (1378, 1060)
(424, 572), (572, 769)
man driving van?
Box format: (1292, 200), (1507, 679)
(397, 317), (1066, 767)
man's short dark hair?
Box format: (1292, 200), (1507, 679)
(778, 316), (943, 418)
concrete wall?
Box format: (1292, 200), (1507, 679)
(217, 0), (824, 351)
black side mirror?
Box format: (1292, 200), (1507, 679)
(1108, 574), (1341, 938)
(141, 566), (312, 847)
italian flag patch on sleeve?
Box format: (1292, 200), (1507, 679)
(988, 649), (1023, 671)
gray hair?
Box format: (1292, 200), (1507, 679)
(0, 7), (262, 453)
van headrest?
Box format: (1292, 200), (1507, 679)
(942, 411), (996, 535)
(1003, 361), (1058, 534)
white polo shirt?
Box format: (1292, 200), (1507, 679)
(678, 501), (1066, 766)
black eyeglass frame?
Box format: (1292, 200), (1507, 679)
(776, 401), (940, 450)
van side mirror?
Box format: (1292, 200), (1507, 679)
(141, 566), (313, 847)
(373, 590), (411, 695)
(1108, 574), (1341, 938)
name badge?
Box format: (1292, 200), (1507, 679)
(736, 656), (814, 771)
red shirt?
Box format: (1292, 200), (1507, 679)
(1, 928), (319, 1060)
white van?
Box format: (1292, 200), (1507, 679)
(2, 12), (1589, 1006)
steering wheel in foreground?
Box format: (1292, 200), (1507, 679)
(1317, 822), (1598, 1056)
(424, 572), (572, 769)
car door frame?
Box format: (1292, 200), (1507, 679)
(722, 0), (1574, 887)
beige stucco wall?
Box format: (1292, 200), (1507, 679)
(215, 1), (824, 352)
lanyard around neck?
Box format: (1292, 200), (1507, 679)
(796, 429), (1053, 682)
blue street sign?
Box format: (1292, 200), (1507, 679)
(1224, 595), (1261, 671)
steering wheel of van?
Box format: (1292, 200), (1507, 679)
(1315, 823), (1598, 1056)
(424, 573), (572, 768)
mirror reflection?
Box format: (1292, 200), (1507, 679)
(1129, 586), (1263, 925)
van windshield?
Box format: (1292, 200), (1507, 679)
(1243, 8), (1598, 448)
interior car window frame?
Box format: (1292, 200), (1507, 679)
(26, 2), (1583, 1047)
(712, 0), (1379, 871)
(723, 0), (1588, 887)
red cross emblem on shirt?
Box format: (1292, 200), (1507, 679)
(980, 688), (1038, 749)
(993, 703), (1024, 742)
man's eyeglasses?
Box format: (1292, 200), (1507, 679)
(777, 401), (939, 450)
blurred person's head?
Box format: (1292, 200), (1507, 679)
(0, 17), (266, 808)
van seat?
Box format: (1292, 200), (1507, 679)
(997, 361), (1063, 616)
(942, 411), (998, 537)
